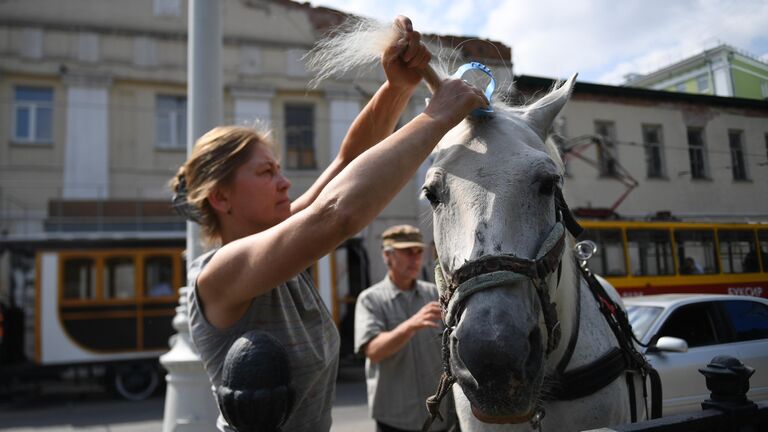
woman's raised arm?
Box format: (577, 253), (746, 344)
(197, 77), (487, 329)
(290, 16), (430, 214)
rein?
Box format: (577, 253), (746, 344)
(421, 189), (661, 431)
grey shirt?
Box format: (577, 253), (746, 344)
(188, 250), (340, 432)
(354, 276), (453, 430)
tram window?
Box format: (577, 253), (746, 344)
(719, 230), (758, 274)
(145, 256), (174, 297)
(627, 229), (674, 276)
(63, 258), (96, 300)
(674, 230), (718, 274)
(580, 229), (626, 276)
(104, 257), (135, 299)
(759, 230), (768, 272)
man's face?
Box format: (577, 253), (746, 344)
(386, 247), (424, 282)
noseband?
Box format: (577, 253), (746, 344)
(436, 218), (566, 354)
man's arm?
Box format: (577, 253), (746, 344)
(364, 301), (441, 364)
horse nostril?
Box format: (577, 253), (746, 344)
(525, 327), (543, 379)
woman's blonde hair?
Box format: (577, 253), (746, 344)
(170, 125), (272, 244)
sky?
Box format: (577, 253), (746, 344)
(308, 0), (768, 85)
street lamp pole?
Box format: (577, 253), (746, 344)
(161, 1), (222, 430)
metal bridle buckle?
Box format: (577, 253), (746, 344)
(574, 240), (597, 266)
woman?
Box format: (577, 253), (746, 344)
(172, 16), (488, 432)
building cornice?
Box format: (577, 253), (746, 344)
(228, 84), (277, 100)
(513, 75), (768, 112)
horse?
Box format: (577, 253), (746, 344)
(307, 18), (656, 432)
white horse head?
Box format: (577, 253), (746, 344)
(425, 77), (577, 423)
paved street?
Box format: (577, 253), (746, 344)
(0, 367), (374, 431)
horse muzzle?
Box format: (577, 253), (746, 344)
(449, 282), (545, 421)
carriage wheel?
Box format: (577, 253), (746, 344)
(111, 362), (160, 401)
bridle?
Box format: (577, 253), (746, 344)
(421, 189), (660, 432)
(422, 189), (579, 431)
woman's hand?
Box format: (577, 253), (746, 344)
(382, 16), (431, 91)
(424, 78), (490, 130)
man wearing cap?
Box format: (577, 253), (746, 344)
(355, 225), (454, 432)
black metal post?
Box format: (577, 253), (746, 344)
(699, 355), (758, 432)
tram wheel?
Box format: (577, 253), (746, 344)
(110, 362), (160, 401)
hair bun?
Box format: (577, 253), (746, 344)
(171, 173), (204, 223)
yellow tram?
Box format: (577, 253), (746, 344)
(0, 235), (370, 399)
(578, 218), (768, 298)
(0, 236), (185, 400)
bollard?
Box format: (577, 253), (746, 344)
(699, 355), (757, 431)
(216, 330), (294, 432)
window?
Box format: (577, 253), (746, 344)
(63, 258), (96, 300)
(580, 228), (626, 276)
(719, 230), (758, 273)
(675, 229), (718, 274)
(728, 130), (748, 181)
(104, 257), (135, 299)
(13, 86), (53, 142)
(759, 230), (768, 272)
(627, 305), (663, 341)
(686, 127), (708, 179)
(676, 82), (686, 92)
(594, 121), (618, 177)
(145, 256), (174, 297)
(627, 229), (674, 276)
(658, 302), (719, 347)
(642, 124), (665, 178)
(722, 301), (768, 342)
(696, 75), (710, 93)
(156, 95), (187, 149)
(154, 0), (181, 17)
(284, 104), (316, 170)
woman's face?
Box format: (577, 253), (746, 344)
(227, 143), (292, 233)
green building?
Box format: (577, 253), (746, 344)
(626, 44), (768, 100)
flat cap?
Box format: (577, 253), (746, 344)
(381, 224), (425, 249)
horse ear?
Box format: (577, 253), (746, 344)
(523, 74), (578, 140)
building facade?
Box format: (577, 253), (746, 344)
(626, 44), (768, 100)
(0, 0), (512, 302)
(513, 76), (768, 221)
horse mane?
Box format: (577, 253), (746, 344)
(306, 16), (566, 181)
(306, 17), (500, 96)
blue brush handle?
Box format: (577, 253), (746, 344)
(451, 62), (495, 117)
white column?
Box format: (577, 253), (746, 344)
(62, 74), (110, 199)
(230, 85), (275, 127)
(325, 85), (362, 158)
(161, 1), (222, 431)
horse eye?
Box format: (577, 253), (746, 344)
(538, 174), (559, 196)
(422, 186), (440, 206)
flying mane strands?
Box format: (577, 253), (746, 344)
(306, 17), (458, 86)
(305, 17), (569, 175)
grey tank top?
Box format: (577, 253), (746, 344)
(188, 250), (340, 432)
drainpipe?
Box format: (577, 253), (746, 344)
(726, 51), (736, 97)
(160, 1), (222, 431)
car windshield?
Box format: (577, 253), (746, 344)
(626, 305), (664, 341)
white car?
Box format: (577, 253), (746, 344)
(624, 294), (768, 416)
